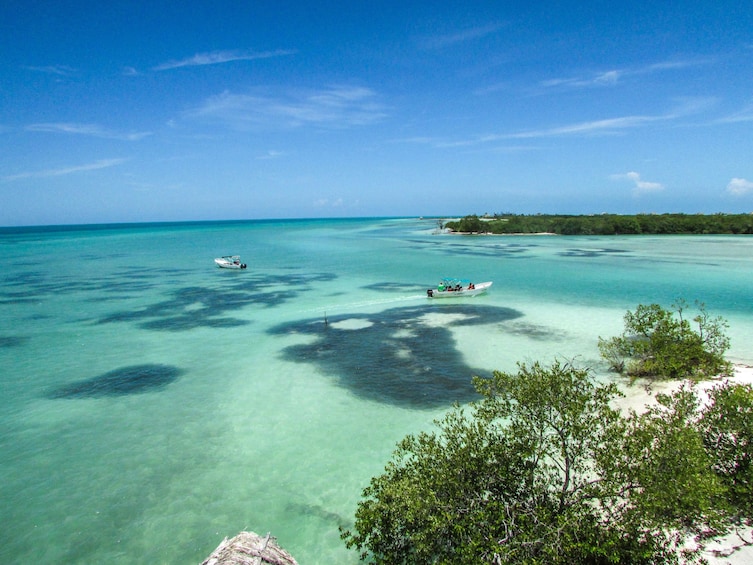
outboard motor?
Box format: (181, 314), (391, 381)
(427, 289), (433, 297)
(241, 264), (247, 269)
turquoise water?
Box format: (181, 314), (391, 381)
(1, 218), (752, 564)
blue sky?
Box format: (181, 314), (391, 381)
(2, 1), (752, 226)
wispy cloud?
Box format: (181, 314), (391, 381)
(23, 64), (77, 76)
(405, 98), (709, 149)
(717, 102), (753, 124)
(314, 197), (345, 208)
(726, 177), (753, 196)
(154, 49), (295, 71)
(26, 122), (152, 141)
(188, 86), (387, 130)
(419, 23), (504, 49)
(255, 150), (286, 160)
(645, 58), (714, 72)
(540, 57), (713, 90)
(3, 158), (127, 182)
(541, 70), (622, 89)
(611, 171), (664, 195)
(405, 113), (667, 149)
(509, 114), (661, 139)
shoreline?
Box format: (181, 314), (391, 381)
(446, 230), (558, 236)
(613, 363), (753, 414)
(609, 366), (753, 565)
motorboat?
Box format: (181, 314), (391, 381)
(214, 255), (247, 269)
(427, 278), (492, 298)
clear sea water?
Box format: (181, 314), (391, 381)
(1, 217), (752, 564)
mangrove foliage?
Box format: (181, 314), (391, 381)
(599, 301), (732, 380)
(343, 361), (753, 564)
(443, 213), (753, 235)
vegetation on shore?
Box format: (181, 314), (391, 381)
(599, 301), (732, 380)
(443, 213), (753, 235)
(342, 303), (753, 564)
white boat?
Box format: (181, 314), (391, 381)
(214, 255), (247, 269)
(427, 278), (492, 298)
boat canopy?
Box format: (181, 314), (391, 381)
(437, 277), (472, 289)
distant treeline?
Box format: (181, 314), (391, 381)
(443, 213), (753, 235)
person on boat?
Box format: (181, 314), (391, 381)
(469, 283), (475, 290)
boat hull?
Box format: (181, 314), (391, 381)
(427, 281), (492, 298)
(214, 257), (247, 269)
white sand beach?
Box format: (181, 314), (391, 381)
(614, 364), (753, 414)
(614, 365), (753, 564)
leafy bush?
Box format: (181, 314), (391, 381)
(700, 382), (753, 520)
(342, 300), (748, 563)
(449, 214), (484, 233)
(598, 301), (731, 380)
(342, 361), (753, 564)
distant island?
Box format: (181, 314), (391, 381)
(442, 213), (753, 235)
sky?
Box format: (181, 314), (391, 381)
(1, 1), (752, 226)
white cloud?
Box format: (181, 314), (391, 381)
(404, 113), (661, 149)
(188, 86), (387, 130)
(154, 49), (295, 71)
(313, 197), (347, 209)
(517, 115), (659, 138)
(611, 171), (664, 195)
(422, 97), (710, 149)
(26, 122), (152, 141)
(471, 114), (661, 144)
(419, 23), (504, 49)
(255, 150), (285, 160)
(718, 103), (753, 124)
(593, 70), (621, 85)
(3, 158), (127, 182)
(542, 70), (621, 89)
(645, 57), (714, 72)
(23, 65), (77, 76)
(726, 177), (753, 196)
(540, 58), (712, 91)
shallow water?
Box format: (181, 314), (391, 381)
(1, 218), (752, 563)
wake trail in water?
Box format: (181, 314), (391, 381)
(296, 294), (426, 314)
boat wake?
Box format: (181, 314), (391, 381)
(297, 294), (426, 314)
